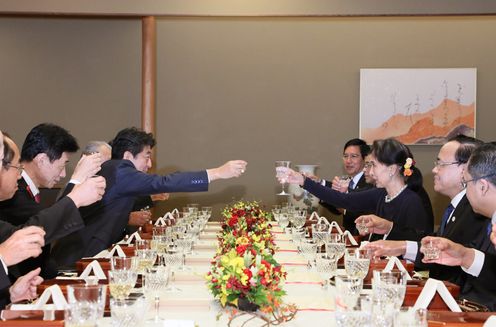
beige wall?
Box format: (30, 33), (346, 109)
(1, 15), (496, 224)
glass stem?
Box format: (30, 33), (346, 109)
(154, 295), (160, 321)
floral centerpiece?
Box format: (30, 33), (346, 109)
(206, 201), (296, 325)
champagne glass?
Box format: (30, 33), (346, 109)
(275, 160), (291, 195)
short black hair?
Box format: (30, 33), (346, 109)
(20, 123), (79, 162)
(467, 142), (496, 187)
(448, 134), (483, 164)
(344, 138), (370, 159)
(110, 127), (156, 160)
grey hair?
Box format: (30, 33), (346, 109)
(82, 141), (111, 155)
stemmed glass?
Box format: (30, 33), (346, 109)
(275, 161), (291, 195)
(143, 265), (169, 323)
(163, 246), (183, 292)
(315, 254), (338, 289)
(325, 234), (346, 260)
(344, 248), (371, 280)
(312, 223), (330, 252)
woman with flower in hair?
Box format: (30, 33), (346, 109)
(279, 138), (433, 241)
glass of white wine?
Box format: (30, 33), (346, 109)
(108, 269), (137, 300)
(134, 249), (156, 274)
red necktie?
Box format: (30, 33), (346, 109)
(26, 185), (41, 204)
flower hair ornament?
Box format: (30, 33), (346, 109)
(403, 157), (415, 177)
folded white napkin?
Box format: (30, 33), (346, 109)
(94, 245), (126, 258)
(154, 217), (167, 226)
(383, 256), (412, 280)
(34, 285), (67, 310)
(127, 231), (142, 243)
(342, 230), (358, 246)
(413, 278), (461, 312)
(317, 216), (331, 225)
(9, 285), (67, 311)
(164, 212), (175, 220)
(483, 315), (496, 327)
(329, 221), (343, 234)
(309, 211), (319, 221)
(79, 260), (107, 280)
(172, 208), (179, 215)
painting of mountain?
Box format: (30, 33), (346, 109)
(359, 68), (476, 145)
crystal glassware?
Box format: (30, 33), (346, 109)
(325, 233), (346, 260)
(143, 266), (169, 322)
(423, 240), (440, 260)
(275, 160), (291, 195)
(108, 269), (137, 300)
(344, 248), (371, 279)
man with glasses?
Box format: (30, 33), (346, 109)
(365, 135), (487, 283)
(0, 124), (102, 279)
(420, 142), (496, 310)
(320, 138), (374, 235)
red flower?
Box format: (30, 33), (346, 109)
(244, 268), (252, 279)
(228, 216), (238, 227)
(236, 244), (247, 255)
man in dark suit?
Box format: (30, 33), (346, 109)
(421, 142), (496, 310)
(51, 127), (247, 267)
(365, 135), (486, 283)
(320, 138), (374, 234)
(0, 132), (106, 308)
(0, 124), (102, 279)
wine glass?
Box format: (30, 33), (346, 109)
(275, 160), (291, 195)
(344, 248), (371, 280)
(325, 233), (346, 260)
(143, 266), (169, 322)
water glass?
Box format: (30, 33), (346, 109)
(334, 276), (364, 311)
(110, 296), (148, 327)
(312, 223), (330, 247)
(66, 284), (107, 326)
(345, 248), (371, 279)
(372, 270), (407, 310)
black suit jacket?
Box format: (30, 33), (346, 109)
(412, 195), (488, 282)
(0, 178), (57, 279)
(0, 196), (84, 308)
(457, 220), (496, 310)
(51, 159), (210, 267)
(320, 174), (374, 235)
(0, 269), (10, 310)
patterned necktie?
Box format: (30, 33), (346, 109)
(348, 180), (355, 192)
(439, 204), (455, 236)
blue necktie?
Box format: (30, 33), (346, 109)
(348, 180), (355, 192)
(439, 204), (455, 236)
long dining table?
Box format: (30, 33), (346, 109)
(0, 221), (494, 326)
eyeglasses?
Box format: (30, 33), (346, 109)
(343, 154), (361, 160)
(433, 160), (460, 168)
(6, 164), (23, 174)
(461, 173), (496, 189)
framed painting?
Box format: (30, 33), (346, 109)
(359, 68), (476, 145)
